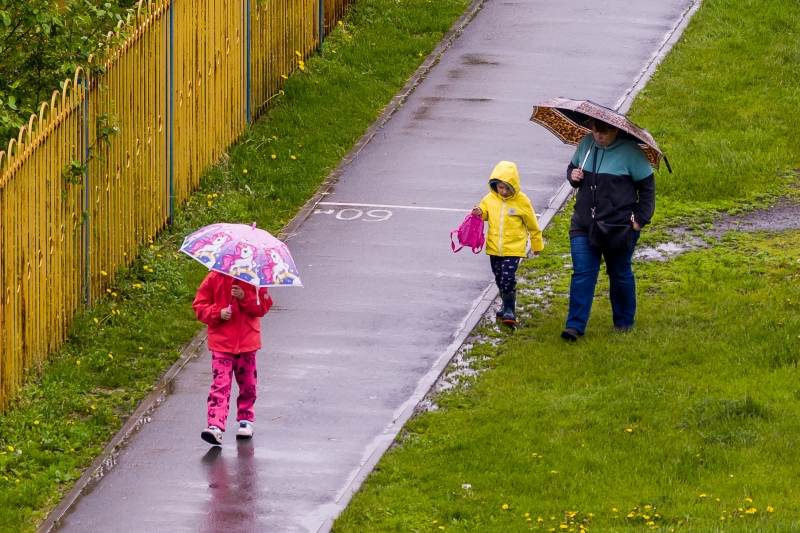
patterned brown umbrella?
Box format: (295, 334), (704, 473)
(530, 97), (671, 173)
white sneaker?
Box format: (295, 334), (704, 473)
(201, 426), (223, 446)
(236, 420), (254, 439)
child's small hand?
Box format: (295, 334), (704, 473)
(220, 307), (233, 320)
(472, 206), (482, 216)
(231, 285), (245, 300)
(570, 168), (584, 182)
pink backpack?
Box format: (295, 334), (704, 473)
(451, 213), (485, 254)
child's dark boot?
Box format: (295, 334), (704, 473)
(495, 298), (505, 319)
(500, 292), (516, 326)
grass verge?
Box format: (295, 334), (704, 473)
(0, 0), (472, 529)
(333, 0), (800, 531)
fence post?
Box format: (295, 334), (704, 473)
(168, 0), (175, 226)
(318, 0), (324, 52)
(246, 0), (251, 126)
(82, 77), (90, 308)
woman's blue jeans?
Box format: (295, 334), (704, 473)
(566, 232), (640, 334)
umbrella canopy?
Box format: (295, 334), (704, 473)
(181, 222), (303, 287)
(530, 97), (671, 173)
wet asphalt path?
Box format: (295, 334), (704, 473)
(54, 0), (694, 531)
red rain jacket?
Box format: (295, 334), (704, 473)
(193, 272), (273, 353)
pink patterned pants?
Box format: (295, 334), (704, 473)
(207, 351), (258, 431)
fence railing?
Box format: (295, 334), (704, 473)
(0, 0), (352, 410)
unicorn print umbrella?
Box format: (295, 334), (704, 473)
(181, 222), (303, 288)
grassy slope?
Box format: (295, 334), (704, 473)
(0, 0), (471, 530)
(334, 0), (800, 531)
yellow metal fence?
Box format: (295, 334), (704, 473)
(0, 0), (353, 410)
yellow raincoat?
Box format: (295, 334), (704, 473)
(478, 161), (543, 257)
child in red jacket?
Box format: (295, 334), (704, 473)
(193, 271), (273, 446)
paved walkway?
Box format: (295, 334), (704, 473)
(54, 0), (694, 531)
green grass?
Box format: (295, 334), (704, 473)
(0, 0), (471, 529)
(332, 0), (800, 531)
(335, 214), (800, 532)
(629, 0), (800, 217)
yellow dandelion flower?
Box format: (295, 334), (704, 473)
(93, 318), (98, 324)
(76, 360), (81, 365)
(112, 292), (117, 297)
(612, 508), (618, 513)
(207, 201), (212, 207)
(108, 354), (114, 359)
(243, 169), (248, 174)
(271, 154), (277, 159)
(100, 270), (108, 276)
(34, 420), (39, 425)
(106, 289), (111, 293)
(337, 20), (343, 25)
(550, 470), (558, 474)
(291, 155), (296, 160)
(432, 520), (437, 524)
(699, 494), (707, 499)
(746, 498), (753, 503)
(281, 74), (288, 79)
(8, 446), (14, 452)
(150, 244), (155, 250)
(90, 405), (96, 410)
(624, 428), (633, 433)
(502, 504), (509, 510)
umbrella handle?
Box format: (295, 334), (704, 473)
(579, 140), (595, 171)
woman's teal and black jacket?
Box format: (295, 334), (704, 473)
(566, 133), (656, 239)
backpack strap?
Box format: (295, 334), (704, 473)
(451, 229), (465, 253)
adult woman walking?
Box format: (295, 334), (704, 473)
(560, 118), (655, 340)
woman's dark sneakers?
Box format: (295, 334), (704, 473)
(560, 327), (583, 341)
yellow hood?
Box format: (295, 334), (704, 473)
(478, 161), (543, 257)
(488, 161), (521, 199)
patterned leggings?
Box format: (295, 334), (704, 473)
(490, 255), (521, 295)
(207, 351), (258, 431)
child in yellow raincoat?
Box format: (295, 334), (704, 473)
(472, 161), (543, 325)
